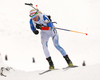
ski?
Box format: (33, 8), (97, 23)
(39, 69), (58, 75)
(39, 69), (51, 75)
(63, 66), (78, 70)
(39, 66), (78, 75)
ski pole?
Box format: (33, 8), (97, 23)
(25, 3), (37, 10)
(25, 3), (42, 13)
(53, 27), (88, 35)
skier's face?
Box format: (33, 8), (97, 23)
(32, 15), (38, 21)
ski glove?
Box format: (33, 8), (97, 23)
(36, 24), (50, 30)
(33, 29), (39, 35)
(36, 24), (42, 29)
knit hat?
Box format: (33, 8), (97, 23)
(29, 9), (38, 19)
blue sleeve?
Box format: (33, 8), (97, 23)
(43, 15), (53, 29)
(30, 19), (36, 32)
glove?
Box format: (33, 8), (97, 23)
(36, 24), (42, 29)
(33, 30), (39, 35)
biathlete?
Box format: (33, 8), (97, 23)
(29, 9), (75, 69)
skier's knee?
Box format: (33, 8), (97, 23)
(54, 44), (60, 50)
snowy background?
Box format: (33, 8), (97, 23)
(0, 0), (100, 73)
(0, 54), (100, 80)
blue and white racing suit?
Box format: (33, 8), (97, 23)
(30, 13), (67, 58)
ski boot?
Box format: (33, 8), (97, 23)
(64, 55), (76, 67)
(46, 57), (55, 70)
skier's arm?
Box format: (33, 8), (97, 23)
(43, 15), (53, 30)
(30, 19), (39, 35)
(36, 15), (53, 30)
(36, 24), (50, 30)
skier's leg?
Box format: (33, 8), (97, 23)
(52, 33), (73, 66)
(41, 32), (50, 58)
(41, 32), (54, 69)
(52, 34), (67, 56)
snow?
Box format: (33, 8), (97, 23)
(0, 64), (100, 80)
(0, 0), (100, 79)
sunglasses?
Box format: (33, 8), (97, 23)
(30, 12), (38, 18)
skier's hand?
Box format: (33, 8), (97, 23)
(36, 24), (42, 29)
(33, 29), (39, 35)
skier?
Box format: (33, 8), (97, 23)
(29, 9), (75, 69)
